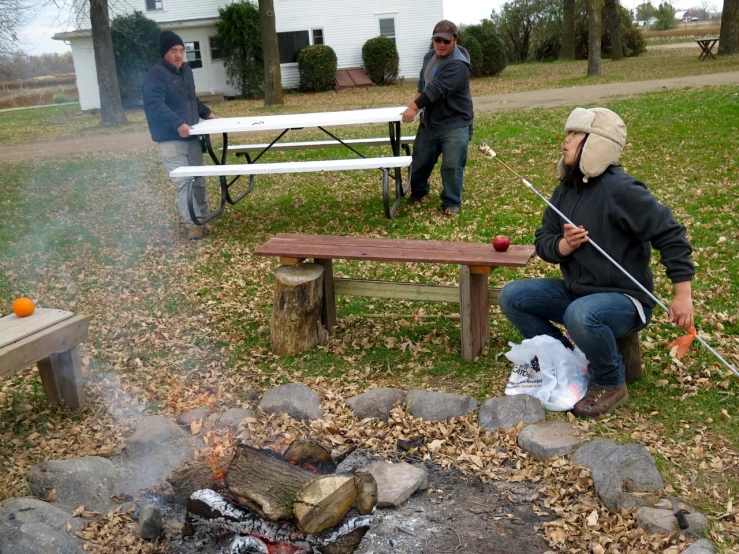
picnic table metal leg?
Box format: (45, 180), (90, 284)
(459, 265), (491, 362)
(316, 258), (337, 334)
(36, 346), (86, 410)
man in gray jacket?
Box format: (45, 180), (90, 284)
(401, 20), (474, 215)
(143, 31), (219, 240)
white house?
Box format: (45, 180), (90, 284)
(54, 0), (443, 110)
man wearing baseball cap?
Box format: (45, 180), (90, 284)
(143, 31), (220, 240)
(402, 20), (473, 216)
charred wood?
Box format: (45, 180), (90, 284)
(187, 489), (372, 554)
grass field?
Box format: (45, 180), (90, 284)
(0, 48), (738, 553)
(1, 45), (737, 146)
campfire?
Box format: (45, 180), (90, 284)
(171, 440), (377, 554)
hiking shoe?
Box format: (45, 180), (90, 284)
(441, 205), (460, 216)
(572, 384), (628, 418)
(187, 226), (204, 241)
(406, 194), (426, 206)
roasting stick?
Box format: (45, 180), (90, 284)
(479, 142), (739, 378)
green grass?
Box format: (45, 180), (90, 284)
(0, 66), (738, 550)
(1, 47), (737, 146)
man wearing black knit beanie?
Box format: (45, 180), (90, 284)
(143, 30), (220, 241)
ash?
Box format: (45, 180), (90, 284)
(157, 452), (551, 554)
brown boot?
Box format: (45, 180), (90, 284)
(572, 384), (628, 418)
(187, 226), (204, 241)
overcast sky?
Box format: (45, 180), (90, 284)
(20, 1), (503, 56)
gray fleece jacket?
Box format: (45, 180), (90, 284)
(535, 166), (694, 308)
(414, 45), (473, 139)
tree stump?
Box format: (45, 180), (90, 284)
(270, 263), (328, 356)
(617, 333), (643, 384)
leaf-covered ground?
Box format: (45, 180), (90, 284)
(0, 82), (738, 553)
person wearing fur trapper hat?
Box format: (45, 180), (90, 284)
(143, 31), (220, 241)
(498, 106), (695, 417)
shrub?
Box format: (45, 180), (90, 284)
(111, 11), (160, 108)
(361, 36), (399, 85)
(457, 31), (484, 77)
(216, 1), (263, 99)
(298, 45), (337, 92)
(52, 92), (74, 104)
(464, 21), (507, 76)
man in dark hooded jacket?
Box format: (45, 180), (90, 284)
(143, 31), (219, 240)
(401, 20), (474, 215)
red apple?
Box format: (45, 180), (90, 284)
(493, 235), (510, 252)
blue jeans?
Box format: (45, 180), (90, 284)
(410, 123), (472, 209)
(498, 279), (652, 389)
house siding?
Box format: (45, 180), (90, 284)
(65, 0), (443, 106)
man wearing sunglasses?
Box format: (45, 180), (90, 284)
(402, 20), (473, 216)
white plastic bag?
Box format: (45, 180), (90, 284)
(504, 335), (591, 411)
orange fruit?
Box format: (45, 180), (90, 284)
(12, 297), (35, 317)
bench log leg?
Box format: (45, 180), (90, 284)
(36, 346), (87, 410)
(617, 333), (643, 384)
(316, 258), (337, 334)
(460, 266), (490, 362)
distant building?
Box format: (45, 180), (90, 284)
(54, 0), (444, 110)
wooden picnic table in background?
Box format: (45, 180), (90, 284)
(695, 38), (719, 61)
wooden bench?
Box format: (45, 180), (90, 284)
(254, 233), (536, 362)
(170, 156), (413, 220)
(0, 309), (88, 410)
(223, 136), (416, 155)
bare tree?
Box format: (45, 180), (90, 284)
(718, 0), (738, 54)
(604, 0), (623, 60)
(89, 0), (126, 123)
(588, 0), (603, 75)
(560, 0), (576, 60)
(0, 0), (33, 60)
(258, 0), (283, 106)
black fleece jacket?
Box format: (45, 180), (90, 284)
(414, 45), (473, 139)
(534, 165), (694, 308)
(143, 59), (211, 143)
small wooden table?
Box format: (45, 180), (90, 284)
(0, 309), (88, 410)
(696, 38), (719, 61)
(255, 233), (536, 362)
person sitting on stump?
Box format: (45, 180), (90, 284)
(498, 107), (695, 417)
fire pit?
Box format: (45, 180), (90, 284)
(178, 441), (378, 554)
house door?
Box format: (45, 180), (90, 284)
(185, 40), (209, 93)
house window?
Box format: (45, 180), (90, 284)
(209, 37), (222, 61)
(277, 30), (310, 63)
(312, 29), (324, 45)
(185, 41), (202, 69)
(379, 18), (396, 44)
(145, 0), (162, 11)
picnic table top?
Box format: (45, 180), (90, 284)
(254, 233), (536, 268)
(191, 106), (407, 135)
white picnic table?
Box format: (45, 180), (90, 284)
(170, 106), (415, 223)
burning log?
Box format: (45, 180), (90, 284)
(187, 489), (372, 554)
(353, 472), (378, 516)
(294, 475), (357, 534)
(167, 457), (230, 502)
(270, 263), (328, 356)
(284, 440), (336, 474)
(226, 444), (316, 520)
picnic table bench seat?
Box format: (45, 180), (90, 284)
(170, 156), (413, 220)
(255, 233), (537, 362)
(0, 309), (88, 410)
